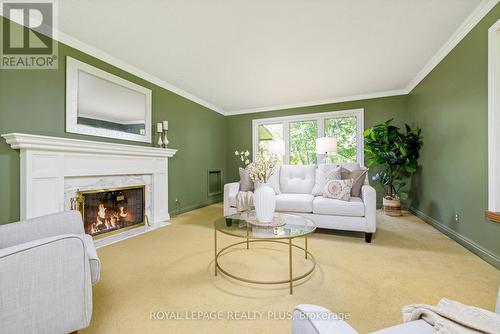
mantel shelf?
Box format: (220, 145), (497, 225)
(2, 133), (177, 158)
(484, 211), (500, 224)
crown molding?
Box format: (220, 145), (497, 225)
(225, 89), (408, 116)
(406, 0), (500, 93)
(57, 32), (225, 115)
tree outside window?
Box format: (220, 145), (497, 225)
(324, 116), (357, 163)
(290, 120), (317, 165)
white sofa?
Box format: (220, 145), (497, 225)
(224, 163), (376, 242)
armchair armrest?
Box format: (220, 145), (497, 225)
(0, 210), (85, 248)
(224, 182), (240, 216)
(82, 234), (101, 284)
(362, 185), (377, 233)
(292, 304), (359, 334)
(0, 234), (92, 333)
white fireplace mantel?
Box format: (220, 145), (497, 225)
(2, 133), (177, 228)
(2, 133), (177, 158)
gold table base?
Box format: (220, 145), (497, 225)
(214, 227), (315, 295)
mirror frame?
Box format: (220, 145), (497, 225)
(66, 56), (152, 143)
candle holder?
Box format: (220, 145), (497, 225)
(157, 131), (164, 147)
(162, 130), (169, 148)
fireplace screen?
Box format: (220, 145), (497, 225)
(78, 186), (145, 237)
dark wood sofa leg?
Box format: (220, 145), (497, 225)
(69, 331), (78, 334)
(365, 232), (373, 243)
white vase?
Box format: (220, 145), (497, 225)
(254, 183), (276, 223)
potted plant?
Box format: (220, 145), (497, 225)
(363, 119), (423, 216)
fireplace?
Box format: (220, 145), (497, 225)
(77, 186), (145, 238)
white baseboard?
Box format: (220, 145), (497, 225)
(409, 207), (500, 269)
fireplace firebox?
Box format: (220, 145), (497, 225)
(76, 186), (145, 238)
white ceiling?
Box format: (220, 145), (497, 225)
(57, 0), (487, 114)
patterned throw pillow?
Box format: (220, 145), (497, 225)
(323, 179), (353, 201)
(311, 164), (341, 196)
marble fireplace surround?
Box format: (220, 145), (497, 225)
(2, 133), (177, 247)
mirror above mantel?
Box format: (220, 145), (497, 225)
(66, 56), (152, 143)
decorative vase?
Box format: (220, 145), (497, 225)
(253, 183), (276, 223)
(383, 197), (402, 216)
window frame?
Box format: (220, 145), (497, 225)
(252, 108), (364, 165)
(488, 19), (500, 213)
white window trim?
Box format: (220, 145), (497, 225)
(488, 19), (500, 212)
(252, 108), (364, 165)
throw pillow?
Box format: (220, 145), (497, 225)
(239, 167), (254, 192)
(324, 179), (353, 201)
(341, 168), (368, 197)
(311, 164), (341, 196)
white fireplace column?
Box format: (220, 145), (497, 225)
(2, 133), (177, 227)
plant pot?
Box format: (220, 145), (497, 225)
(383, 197), (402, 216)
(253, 183), (276, 223)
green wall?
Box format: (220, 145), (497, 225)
(225, 95), (410, 201)
(0, 24), (226, 224)
(407, 4), (500, 265)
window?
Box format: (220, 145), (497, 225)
(257, 123), (284, 164)
(252, 109), (364, 165)
(290, 120), (318, 165)
(324, 116), (357, 163)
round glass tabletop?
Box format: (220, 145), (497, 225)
(215, 212), (316, 240)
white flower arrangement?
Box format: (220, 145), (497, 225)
(247, 152), (278, 184)
(234, 149), (250, 165)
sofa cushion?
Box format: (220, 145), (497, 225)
(280, 165), (316, 194)
(313, 196), (365, 217)
(275, 194), (314, 213)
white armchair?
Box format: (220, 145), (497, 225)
(0, 211), (100, 334)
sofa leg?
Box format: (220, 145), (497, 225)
(365, 233), (373, 243)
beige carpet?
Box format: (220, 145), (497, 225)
(82, 204), (500, 334)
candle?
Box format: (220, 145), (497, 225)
(162, 120), (168, 131)
(157, 122), (163, 133)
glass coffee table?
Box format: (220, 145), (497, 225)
(214, 212), (316, 294)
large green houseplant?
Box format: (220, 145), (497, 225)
(363, 119), (423, 216)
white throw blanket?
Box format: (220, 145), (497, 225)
(403, 298), (500, 334)
(236, 191), (254, 212)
